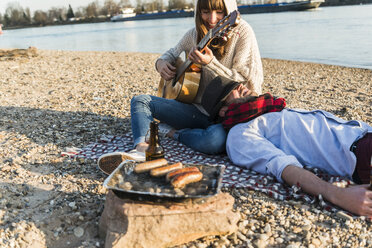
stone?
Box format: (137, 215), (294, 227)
(302, 224), (312, 231)
(0, 47), (38, 58)
(312, 238), (321, 246)
(99, 191), (240, 248)
(336, 211), (353, 221)
(74, 227), (84, 238)
(264, 224), (271, 233)
(253, 238), (267, 248)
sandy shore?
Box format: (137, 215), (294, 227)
(0, 49), (371, 248)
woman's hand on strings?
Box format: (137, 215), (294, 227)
(188, 46), (214, 65)
(156, 59), (176, 81)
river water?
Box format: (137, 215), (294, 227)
(1, 5), (371, 69)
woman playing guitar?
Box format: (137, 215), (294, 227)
(103, 0), (264, 163)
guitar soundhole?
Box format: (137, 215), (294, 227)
(210, 37), (227, 49)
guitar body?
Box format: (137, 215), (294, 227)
(157, 57), (201, 103)
(158, 71), (201, 103)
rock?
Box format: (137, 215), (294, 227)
(253, 238), (267, 248)
(196, 243), (208, 248)
(259, 234), (269, 241)
(336, 211), (353, 221)
(236, 231), (247, 241)
(0, 47), (38, 59)
(302, 224), (311, 231)
(99, 191), (240, 248)
(264, 224), (271, 233)
(276, 237), (284, 243)
(20, 223), (47, 247)
(312, 238), (321, 246)
(74, 227), (84, 238)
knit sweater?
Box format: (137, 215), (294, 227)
(157, 0), (264, 110)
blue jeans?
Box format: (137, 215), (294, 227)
(130, 95), (227, 154)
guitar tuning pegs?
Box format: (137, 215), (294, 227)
(235, 16), (241, 25)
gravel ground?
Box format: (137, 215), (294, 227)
(0, 49), (371, 248)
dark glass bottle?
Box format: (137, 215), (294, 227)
(145, 121), (165, 161)
(369, 157), (372, 190)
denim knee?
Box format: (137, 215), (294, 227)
(131, 94), (152, 110)
(178, 124), (227, 155)
(201, 126), (227, 154)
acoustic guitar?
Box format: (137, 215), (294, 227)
(157, 10), (240, 104)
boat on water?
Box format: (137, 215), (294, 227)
(110, 0), (324, 22)
(111, 9), (193, 22)
(110, 8), (137, 22)
(238, 0), (324, 14)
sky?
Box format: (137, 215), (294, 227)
(0, 0), (106, 15)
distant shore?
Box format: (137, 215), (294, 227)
(2, 1), (372, 31)
(321, 0), (372, 5)
(0, 50), (371, 247)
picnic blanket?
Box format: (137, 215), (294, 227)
(66, 132), (355, 216)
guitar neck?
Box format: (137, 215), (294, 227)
(198, 30), (213, 50)
(172, 30), (213, 85)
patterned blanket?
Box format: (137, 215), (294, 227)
(66, 133), (355, 216)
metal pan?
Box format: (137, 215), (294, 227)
(103, 160), (225, 200)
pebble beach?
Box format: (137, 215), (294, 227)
(0, 49), (371, 248)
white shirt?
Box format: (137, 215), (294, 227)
(226, 109), (372, 183)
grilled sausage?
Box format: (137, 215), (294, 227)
(171, 171), (203, 188)
(165, 166), (200, 182)
(134, 158), (168, 173)
(150, 162), (183, 177)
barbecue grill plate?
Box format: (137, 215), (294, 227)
(103, 160), (225, 200)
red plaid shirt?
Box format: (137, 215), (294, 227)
(222, 93), (286, 129)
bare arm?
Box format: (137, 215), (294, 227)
(282, 165), (372, 217)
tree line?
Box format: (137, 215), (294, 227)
(0, 0), (193, 29)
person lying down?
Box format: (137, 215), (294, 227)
(201, 76), (372, 217)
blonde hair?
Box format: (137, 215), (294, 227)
(195, 0), (229, 59)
